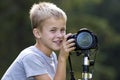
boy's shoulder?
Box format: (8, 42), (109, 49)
(17, 46), (42, 61)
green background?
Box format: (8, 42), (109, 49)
(0, 0), (120, 80)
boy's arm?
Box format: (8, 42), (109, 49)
(34, 74), (51, 80)
(54, 33), (75, 80)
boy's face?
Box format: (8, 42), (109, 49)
(38, 17), (66, 51)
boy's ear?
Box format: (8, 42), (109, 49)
(33, 28), (41, 38)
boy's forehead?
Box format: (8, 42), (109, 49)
(43, 17), (66, 25)
(51, 24), (66, 28)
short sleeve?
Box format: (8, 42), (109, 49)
(22, 53), (48, 78)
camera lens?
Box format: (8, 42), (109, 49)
(76, 32), (93, 49)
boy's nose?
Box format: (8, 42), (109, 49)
(57, 32), (64, 38)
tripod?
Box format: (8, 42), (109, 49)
(68, 50), (95, 80)
(81, 50), (94, 80)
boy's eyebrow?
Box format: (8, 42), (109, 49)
(50, 25), (66, 29)
(50, 27), (57, 29)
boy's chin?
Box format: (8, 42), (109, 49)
(53, 47), (60, 51)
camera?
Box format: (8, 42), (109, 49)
(68, 28), (98, 51)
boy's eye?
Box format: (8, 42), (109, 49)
(51, 30), (55, 31)
(50, 29), (56, 32)
(61, 29), (66, 33)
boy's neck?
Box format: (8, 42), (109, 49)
(34, 43), (52, 57)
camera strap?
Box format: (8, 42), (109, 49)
(68, 53), (76, 80)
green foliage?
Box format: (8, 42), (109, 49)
(0, 0), (120, 80)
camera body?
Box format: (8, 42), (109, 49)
(68, 28), (98, 51)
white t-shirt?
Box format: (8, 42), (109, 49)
(1, 46), (58, 80)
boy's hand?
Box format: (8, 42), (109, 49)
(59, 33), (76, 60)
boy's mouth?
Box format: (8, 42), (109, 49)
(53, 40), (63, 45)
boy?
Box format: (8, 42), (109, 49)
(1, 2), (75, 80)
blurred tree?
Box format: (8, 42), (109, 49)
(0, 0), (120, 80)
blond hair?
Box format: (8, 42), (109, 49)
(29, 2), (67, 29)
